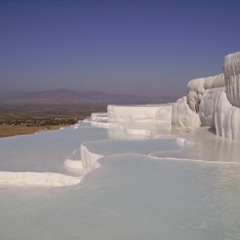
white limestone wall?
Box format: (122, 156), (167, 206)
(172, 96), (201, 128)
(212, 52), (240, 140)
(89, 120), (118, 129)
(187, 74), (225, 112)
(213, 91), (240, 140)
(172, 74), (224, 128)
(91, 113), (108, 121)
(64, 148), (83, 171)
(224, 52), (240, 108)
(199, 88), (225, 127)
(80, 143), (103, 174)
(108, 104), (172, 123)
(156, 105), (172, 122)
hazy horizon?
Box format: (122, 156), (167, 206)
(0, 88), (181, 99)
(1, 0), (240, 98)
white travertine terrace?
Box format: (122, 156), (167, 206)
(80, 143), (103, 174)
(210, 52), (240, 140)
(91, 112), (108, 121)
(89, 120), (118, 129)
(107, 104), (172, 123)
(213, 87), (240, 140)
(106, 51), (240, 140)
(1, 52), (240, 240)
(172, 74), (225, 128)
(156, 105), (172, 122)
(173, 51), (240, 140)
(224, 52), (240, 107)
(1, 51), (240, 189)
(172, 96), (201, 128)
(1, 102), (240, 239)
(0, 171), (81, 186)
(199, 88), (225, 127)
(187, 73), (225, 112)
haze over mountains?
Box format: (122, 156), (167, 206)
(0, 89), (178, 106)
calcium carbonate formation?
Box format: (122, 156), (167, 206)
(172, 96), (201, 128)
(107, 104), (172, 123)
(3, 52), (240, 188)
(107, 51), (240, 140)
(212, 52), (240, 140)
(172, 74), (225, 128)
(172, 51), (240, 140)
(187, 74), (225, 112)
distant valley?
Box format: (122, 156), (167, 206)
(0, 89), (178, 106)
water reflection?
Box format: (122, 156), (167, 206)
(109, 121), (240, 163)
(181, 127), (240, 162)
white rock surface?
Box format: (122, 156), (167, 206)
(224, 52), (240, 107)
(90, 120), (118, 129)
(108, 104), (172, 123)
(208, 51), (240, 140)
(1, 101), (240, 239)
(0, 171), (81, 186)
(91, 112), (108, 121)
(172, 73), (225, 129)
(187, 74), (225, 112)
(156, 105), (172, 122)
(199, 88), (225, 126)
(81, 143), (103, 174)
(213, 90), (240, 140)
(172, 96), (201, 128)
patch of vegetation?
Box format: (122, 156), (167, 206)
(0, 104), (107, 138)
(0, 125), (66, 138)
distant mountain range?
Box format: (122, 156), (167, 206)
(0, 89), (178, 105)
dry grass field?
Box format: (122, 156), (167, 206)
(0, 124), (67, 138)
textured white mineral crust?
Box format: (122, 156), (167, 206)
(0, 171), (81, 186)
(90, 113), (108, 121)
(156, 105), (172, 122)
(211, 52), (240, 140)
(213, 87), (240, 140)
(172, 74), (225, 128)
(199, 88), (225, 127)
(172, 96), (201, 128)
(80, 143), (103, 174)
(107, 104), (172, 123)
(224, 52), (240, 108)
(187, 73), (225, 113)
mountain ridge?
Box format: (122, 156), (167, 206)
(0, 89), (178, 105)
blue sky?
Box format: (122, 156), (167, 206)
(1, 0), (240, 97)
